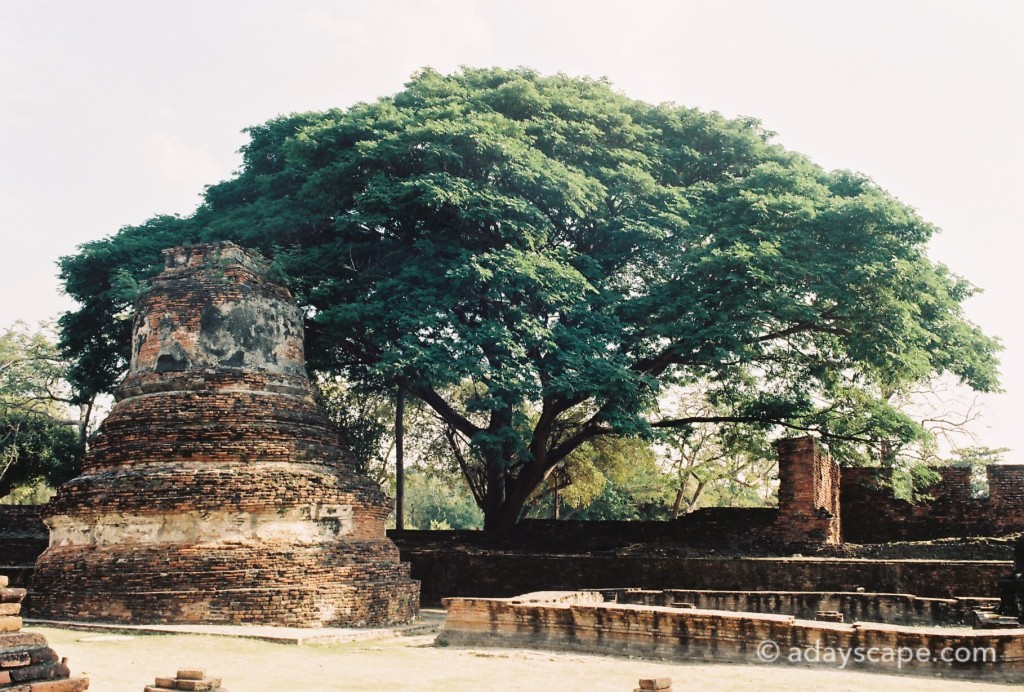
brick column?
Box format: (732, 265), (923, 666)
(771, 436), (841, 545)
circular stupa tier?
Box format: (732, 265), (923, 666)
(33, 242), (419, 627)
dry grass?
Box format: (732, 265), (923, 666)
(33, 626), (1014, 691)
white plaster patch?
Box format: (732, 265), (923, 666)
(46, 505), (354, 547)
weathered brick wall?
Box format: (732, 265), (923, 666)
(840, 466), (1024, 543)
(439, 594), (1024, 681)
(986, 465), (1024, 535)
(771, 437), (841, 544)
(395, 549), (1009, 605)
(610, 588), (991, 626)
(31, 242), (418, 627)
(401, 509), (779, 552)
(0, 506), (47, 566)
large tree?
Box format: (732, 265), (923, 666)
(58, 67), (999, 529)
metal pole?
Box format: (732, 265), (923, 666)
(395, 387), (405, 530)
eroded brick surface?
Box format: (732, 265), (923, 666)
(771, 437), (841, 545)
(31, 242), (418, 627)
(0, 576), (87, 690)
(439, 593), (1024, 681)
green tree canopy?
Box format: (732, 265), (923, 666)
(58, 67), (1000, 529)
(1, 323), (84, 499)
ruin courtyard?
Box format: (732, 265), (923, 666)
(0, 243), (1022, 690)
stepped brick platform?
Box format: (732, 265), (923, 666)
(0, 575), (88, 691)
(439, 590), (1024, 682)
(32, 242), (418, 627)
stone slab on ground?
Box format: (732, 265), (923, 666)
(973, 610), (1024, 629)
(144, 668), (224, 691)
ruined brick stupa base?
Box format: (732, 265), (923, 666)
(31, 242), (418, 627)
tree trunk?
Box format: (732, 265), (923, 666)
(481, 455), (548, 531)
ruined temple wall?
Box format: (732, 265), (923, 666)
(439, 595), (1024, 681)
(398, 550), (1008, 604)
(840, 466), (1022, 543)
(0, 506), (47, 567)
(610, 588), (986, 626)
(770, 437), (841, 544)
(990, 465), (1024, 533)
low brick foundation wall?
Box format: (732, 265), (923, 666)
(0, 506), (48, 565)
(439, 592), (1024, 682)
(399, 550), (1010, 605)
(608, 588), (995, 627)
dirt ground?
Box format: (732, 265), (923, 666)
(32, 626), (1016, 692)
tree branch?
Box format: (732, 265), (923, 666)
(407, 384), (482, 439)
(444, 427), (485, 506)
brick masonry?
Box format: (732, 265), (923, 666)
(398, 550), (1009, 605)
(841, 465), (1024, 543)
(607, 588), (995, 627)
(771, 437), (841, 545)
(0, 507), (47, 567)
(438, 592), (1024, 682)
(0, 574), (89, 691)
(30, 242), (418, 627)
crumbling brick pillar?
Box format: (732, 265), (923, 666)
(771, 436), (841, 545)
(989, 465), (1024, 535)
(31, 242), (419, 627)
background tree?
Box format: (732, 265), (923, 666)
(403, 466), (484, 530)
(57, 67), (1000, 530)
(654, 385), (777, 517)
(0, 323), (85, 500)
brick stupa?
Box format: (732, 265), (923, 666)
(32, 242), (419, 626)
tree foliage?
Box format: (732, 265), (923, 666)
(657, 387), (778, 517)
(57, 67), (1000, 530)
(0, 323), (84, 499)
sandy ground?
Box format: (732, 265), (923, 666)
(31, 626), (1017, 692)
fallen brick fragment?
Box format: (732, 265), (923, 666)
(0, 588), (26, 604)
(0, 597), (87, 690)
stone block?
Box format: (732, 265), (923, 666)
(176, 670), (205, 681)
(0, 649), (32, 668)
(23, 679), (89, 691)
(639, 678), (672, 690)
(0, 615), (24, 632)
(0, 632), (48, 649)
(0, 588), (27, 604)
(816, 610), (844, 623)
(6, 660), (70, 684)
(174, 679), (220, 691)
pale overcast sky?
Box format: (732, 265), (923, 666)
(1, 0), (1021, 458)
